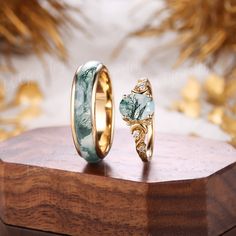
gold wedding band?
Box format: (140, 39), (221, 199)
(71, 61), (114, 163)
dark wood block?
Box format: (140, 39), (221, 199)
(0, 218), (59, 236)
(0, 126), (235, 236)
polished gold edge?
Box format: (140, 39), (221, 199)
(101, 65), (115, 156)
(146, 116), (154, 161)
(70, 65), (83, 157)
(92, 63), (114, 159)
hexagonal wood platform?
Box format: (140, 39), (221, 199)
(0, 126), (235, 236)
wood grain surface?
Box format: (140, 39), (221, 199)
(0, 218), (235, 236)
(0, 218), (59, 236)
(0, 126), (235, 236)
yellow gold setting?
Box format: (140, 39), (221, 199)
(120, 79), (154, 162)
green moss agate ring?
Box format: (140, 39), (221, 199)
(71, 61), (114, 163)
(119, 79), (154, 162)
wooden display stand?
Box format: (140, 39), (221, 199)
(0, 126), (235, 236)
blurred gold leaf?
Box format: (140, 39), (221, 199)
(0, 82), (5, 105)
(228, 136), (236, 148)
(14, 81), (43, 106)
(169, 71), (235, 147)
(17, 106), (42, 121)
(225, 79), (236, 99)
(0, 81), (43, 141)
(10, 124), (25, 137)
(172, 100), (201, 118)
(221, 100), (236, 139)
(125, 0), (236, 79)
(221, 113), (236, 136)
(204, 74), (225, 105)
(208, 106), (224, 125)
(0, 0), (85, 71)
(0, 128), (9, 141)
(0, 124), (25, 142)
(171, 76), (201, 118)
(231, 104), (236, 114)
(181, 76), (201, 101)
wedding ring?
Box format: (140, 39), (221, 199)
(119, 79), (154, 162)
(71, 61), (114, 163)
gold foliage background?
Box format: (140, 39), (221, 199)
(131, 0), (236, 79)
(0, 0), (79, 72)
(0, 0), (235, 147)
(125, 0), (236, 147)
(0, 0), (81, 141)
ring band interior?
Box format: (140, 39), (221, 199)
(146, 121), (154, 160)
(94, 68), (113, 157)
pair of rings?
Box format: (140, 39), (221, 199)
(71, 61), (155, 163)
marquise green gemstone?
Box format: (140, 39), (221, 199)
(119, 93), (154, 120)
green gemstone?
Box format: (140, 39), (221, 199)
(73, 61), (101, 163)
(119, 93), (154, 120)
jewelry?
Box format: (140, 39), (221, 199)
(71, 61), (114, 163)
(119, 79), (154, 162)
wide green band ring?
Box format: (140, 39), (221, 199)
(71, 61), (114, 163)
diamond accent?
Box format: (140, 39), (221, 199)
(138, 82), (146, 91)
(132, 130), (140, 139)
(137, 144), (145, 153)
